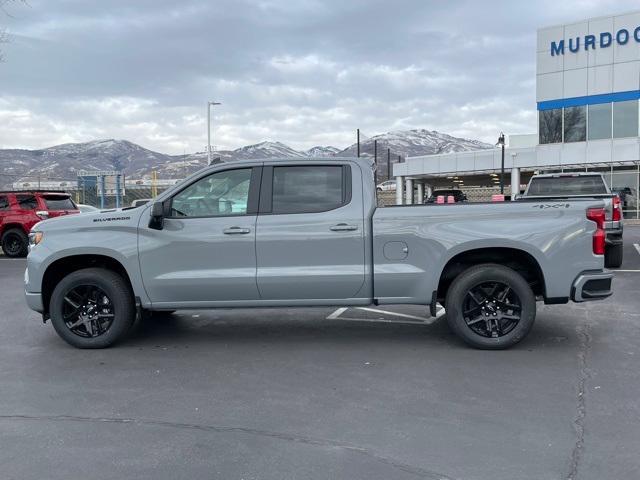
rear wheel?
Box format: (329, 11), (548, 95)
(445, 264), (536, 349)
(49, 268), (135, 348)
(604, 243), (623, 269)
(1, 228), (28, 258)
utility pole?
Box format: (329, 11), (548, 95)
(496, 132), (505, 195)
(387, 148), (391, 181)
(207, 101), (221, 165)
(357, 129), (360, 157)
(373, 139), (377, 185)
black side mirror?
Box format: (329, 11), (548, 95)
(148, 201), (168, 230)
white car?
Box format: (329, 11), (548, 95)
(376, 180), (396, 192)
(77, 204), (100, 214)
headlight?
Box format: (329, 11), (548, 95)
(29, 231), (44, 247)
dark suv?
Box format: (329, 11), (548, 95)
(424, 189), (468, 203)
(0, 191), (79, 257)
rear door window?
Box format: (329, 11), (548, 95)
(0, 195), (8, 211)
(527, 176), (608, 196)
(270, 165), (347, 214)
(43, 195), (76, 210)
(16, 194), (38, 210)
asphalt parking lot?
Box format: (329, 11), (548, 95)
(1, 228), (639, 480)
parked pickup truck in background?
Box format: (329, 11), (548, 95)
(0, 190), (79, 258)
(24, 158), (613, 350)
(521, 173), (623, 268)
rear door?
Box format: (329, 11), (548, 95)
(255, 163), (366, 300)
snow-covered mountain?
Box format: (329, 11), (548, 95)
(304, 146), (340, 157)
(336, 129), (492, 179)
(0, 130), (492, 186)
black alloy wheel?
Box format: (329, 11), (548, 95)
(49, 268), (135, 348)
(462, 281), (522, 338)
(61, 285), (115, 338)
(445, 263), (536, 349)
(2, 229), (28, 257)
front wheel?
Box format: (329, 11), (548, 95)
(49, 268), (135, 348)
(445, 264), (536, 349)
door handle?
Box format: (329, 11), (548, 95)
(330, 223), (358, 232)
(223, 226), (251, 234)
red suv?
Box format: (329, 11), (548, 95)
(0, 191), (80, 257)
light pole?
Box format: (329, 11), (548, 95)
(207, 101), (221, 165)
(496, 132), (505, 195)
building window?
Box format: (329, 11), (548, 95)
(588, 103), (612, 140)
(563, 106), (586, 142)
(613, 100), (639, 138)
(539, 108), (562, 144)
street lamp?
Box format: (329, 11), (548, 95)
(207, 101), (222, 165)
(496, 132), (505, 195)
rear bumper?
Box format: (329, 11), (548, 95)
(571, 270), (613, 302)
(24, 291), (44, 313)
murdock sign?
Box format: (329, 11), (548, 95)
(551, 26), (640, 55)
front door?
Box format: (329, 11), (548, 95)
(139, 166), (261, 306)
(255, 163), (366, 300)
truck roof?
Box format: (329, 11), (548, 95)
(531, 172), (604, 178)
(258, 156), (373, 165)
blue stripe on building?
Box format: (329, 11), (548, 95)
(537, 90), (640, 110)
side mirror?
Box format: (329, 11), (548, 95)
(35, 210), (50, 220)
(148, 201), (168, 230)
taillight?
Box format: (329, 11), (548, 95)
(612, 195), (622, 222)
(587, 207), (606, 255)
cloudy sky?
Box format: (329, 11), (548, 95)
(0, 0), (638, 153)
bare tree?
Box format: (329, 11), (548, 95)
(0, 0), (27, 62)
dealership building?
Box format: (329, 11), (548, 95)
(393, 10), (640, 218)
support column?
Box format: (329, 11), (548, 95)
(510, 167), (521, 200)
(405, 178), (413, 205)
(395, 176), (404, 205)
(416, 181), (424, 204)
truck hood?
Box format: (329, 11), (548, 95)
(32, 206), (147, 233)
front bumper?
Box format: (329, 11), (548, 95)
(24, 291), (44, 313)
(571, 270), (613, 302)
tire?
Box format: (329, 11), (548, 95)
(49, 268), (135, 348)
(604, 243), (623, 269)
(445, 263), (536, 350)
(1, 228), (28, 258)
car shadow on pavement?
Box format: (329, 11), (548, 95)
(123, 309), (581, 352)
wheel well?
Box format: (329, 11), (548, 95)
(1, 223), (27, 238)
(437, 248), (546, 303)
(41, 255), (134, 314)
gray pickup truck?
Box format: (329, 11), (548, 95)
(24, 158), (613, 350)
(522, 172), (624, 268)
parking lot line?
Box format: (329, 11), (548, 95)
(326, 307), (348, 320)
(615, 269), (640, 273)
(634, 243), (640, 256)
(356, 306), (431, 322)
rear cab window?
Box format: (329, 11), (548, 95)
(43, 195), (76, 210)
(269, 165), (349, 214)
(527, 176), (608, 196)
(0, 195), (9, 211)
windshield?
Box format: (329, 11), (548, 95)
(527, 176), (608, 196)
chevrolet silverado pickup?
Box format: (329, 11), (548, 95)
(521, 172), (623, 268)
(24, 158), (613, 350)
